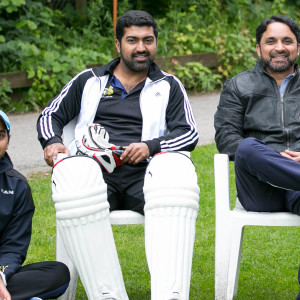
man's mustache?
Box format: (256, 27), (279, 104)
(270, 50), (290, 58)
(132, 51), (150, 57)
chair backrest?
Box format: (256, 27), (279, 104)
(62, 117), (77, 148)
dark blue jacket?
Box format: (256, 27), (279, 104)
(0, 153), (34, 280)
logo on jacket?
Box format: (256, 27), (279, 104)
(103, 86), (114, 96)
(1, 188), (14, 195)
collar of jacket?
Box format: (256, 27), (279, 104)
(0, 152), (12, 174)
(92, 57), (165, 82)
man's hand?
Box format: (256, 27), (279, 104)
(44, 143), (70, 166)
(120, 142), (150, 164)
(280, 150), (300, 162)
(0, 277), (10, 300)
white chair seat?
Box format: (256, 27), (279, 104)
(214, 153), (300, 300)
(109, 210), (144, 225)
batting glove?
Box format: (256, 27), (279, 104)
(76, 123), (124, 173)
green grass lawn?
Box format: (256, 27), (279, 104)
(25, 143), (300, 299)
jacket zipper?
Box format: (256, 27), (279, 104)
(280, 95), (290, 149)
(280, 75), (297, 150)
(262, 67), (298, 150)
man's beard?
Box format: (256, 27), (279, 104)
(120, 51), (155, 72)
(261, 50), (297, 73)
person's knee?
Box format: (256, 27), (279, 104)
(143, 152), (199, 210)
(145, 152), (197, 185)
(289, 199), (300, 216)
(52, 262), (70, 285)
(236, 137), (258, 160)
(52, 155), (106, 194)
(52, 155), (109, 219)
(235, 138), (270, 170)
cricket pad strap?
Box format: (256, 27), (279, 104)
(52, 155), (128, 300)
(143, 152), (200, 300)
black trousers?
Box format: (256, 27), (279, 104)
(6, 261), (70, 300)
(103, 162), (148, 215)
(235, 138), (300, 300)
(235, 137), (300, 214)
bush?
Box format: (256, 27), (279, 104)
(169, 60), (222, 92)
(1, 0), (300, 111)
(0, 0), (113, 111)
(0, 79), (12, 108)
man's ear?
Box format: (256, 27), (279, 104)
(256, 44), (261, 57)
(297, 43), (300, 56)
(115, 39), (120, 54)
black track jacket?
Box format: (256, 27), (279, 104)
(0, 153), (34, 280)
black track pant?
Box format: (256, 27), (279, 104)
(103, 162), (148, 215)
(6, 261), (70, 300)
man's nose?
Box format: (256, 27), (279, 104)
(136, 40), (146, 52)
(274, 41), (285, 51)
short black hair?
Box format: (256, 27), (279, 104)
(256, 15), (300, 45)
(116, 10), (158, 42)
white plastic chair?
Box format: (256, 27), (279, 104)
(56, 119), (145, 300)
(214, 153), (300, 300)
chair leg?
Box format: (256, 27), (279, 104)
(227, 223), (244, 300)
(56, 224), (79, 300)
(215, 217), (231, 299)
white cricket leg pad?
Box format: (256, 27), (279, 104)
(52, 156), (128, 300)
(144, 152), (200, 300)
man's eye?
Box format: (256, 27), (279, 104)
(145, 39), (153, 44)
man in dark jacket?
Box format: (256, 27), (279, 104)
(214, 15), (300, 299)
(215, 14), (300, 214)
(0, 110), (70, 300)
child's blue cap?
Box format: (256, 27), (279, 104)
(0, 110), (10, 132)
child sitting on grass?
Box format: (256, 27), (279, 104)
(0, 110), (70, 300)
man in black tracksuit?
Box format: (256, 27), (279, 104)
(37, 12), (198, 214)
(0, 110), (70, 300)
(36, 10), (199, 299)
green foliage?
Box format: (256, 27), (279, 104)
(0, 0), (113, 110)
(271, 0), (288, 15)
(217, 30), (257, 79)
(170, 61), (222, 92)
(2, 0), (300, 110)
(0, 78), (12, 108)
(157, 5), (218, 57)
(0, 0), (26, 13)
